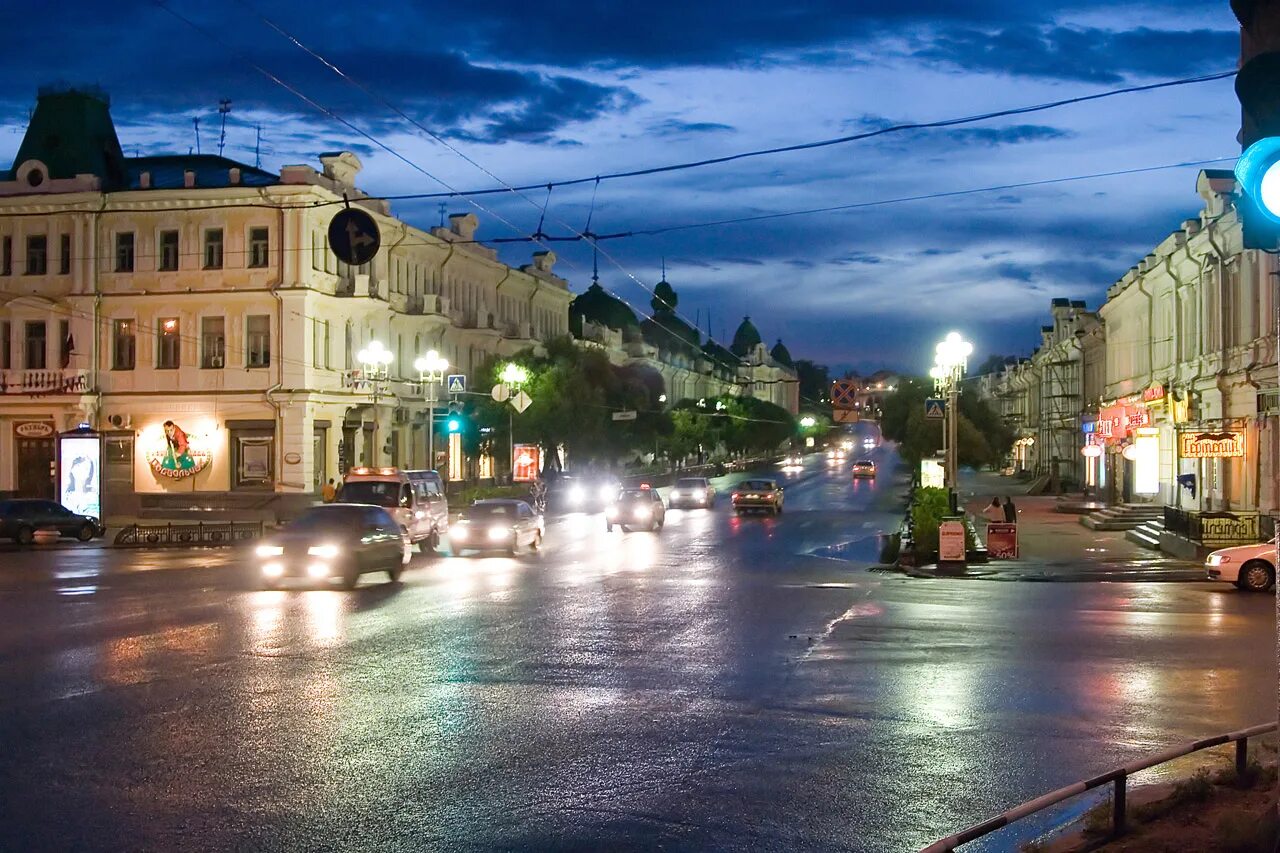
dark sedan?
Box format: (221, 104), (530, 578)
(0, 499), (104, 545)
(255, 504), (410, 589)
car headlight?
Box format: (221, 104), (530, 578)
(256, 544), (284, 558)
(488, 526), (512, 541)
(671, 491), (683, 500)
(307, 544), (340, 559)
(262, 562), (284, 577)
(598, 485), (616, 502)
(606, 507), (620, 519)
(568, 486), (585, 504)
(1207, 554), (1227, 566)
(307, 563), (330, 578)
(452, 526), (468, 540)
(634, 507), (652, 519)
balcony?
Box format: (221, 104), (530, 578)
(1, 369), (91, 396)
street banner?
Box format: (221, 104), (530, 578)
(939, 518), (966, 562)
(986, 523), (1018, 559)
(920, 459), (944, 489)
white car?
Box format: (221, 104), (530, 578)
(1205, 541), (1277, 592)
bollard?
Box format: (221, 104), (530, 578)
(1112, 775), (1127, 836)
(1236, 737), (1249, 779)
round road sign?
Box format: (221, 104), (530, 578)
(328, 207), (381, 266)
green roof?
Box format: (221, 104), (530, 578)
(770, 339), (793, 367)
(11, 87), (125, 187)
(570, 283), (639, 332)
(730, 316), (763, 357)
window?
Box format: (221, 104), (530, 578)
(0, 321), (9, 369)
(248, 227), (269, 268)
(203, 228), (223, 269)
(59, 320), (71, 368)
(312, 319), (329, 369)
(159, 230), (179, 271)
(157, 318), (180, 369)
(59, 234), (71, 275)
(1, 236), (11, 275)
(115, 232), (134, 272)
(112, 320), (136, 370)
(24, 321), (46, 369)
(25, 235), (46, 275)
(246, 315), (270, 368)
(201, 317), (225, 368)
(345, 322), (354, 370)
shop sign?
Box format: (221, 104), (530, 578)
(512, 444), (541, 482)
(986, 523), (1019, 559)
(15, 421), (54, 438)
(146, 419), (212, 480)
(1143, 384), (1166, 403)
(284, 452), (302, 465)
(1198, 512), (1259, 546)
(1081, 420), (1096, 434)
(1179, 431), (1245, 459)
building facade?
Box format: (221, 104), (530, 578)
(0, 88), (571, 515)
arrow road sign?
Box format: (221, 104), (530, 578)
(446, 374), (466, 395)
(328, 207), (381, 266)
(925, 398), (946, 420)
(511, 390), (532, 414)
(611, 410), (637, 421)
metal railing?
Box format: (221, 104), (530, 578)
(921, 721), (1276, 852)
(114, 521), (263, 548)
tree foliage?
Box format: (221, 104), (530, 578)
(880, 377), (1013, 469)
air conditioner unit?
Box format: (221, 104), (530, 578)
(107, 413), (132, 430)
(210, 356), (225, 368)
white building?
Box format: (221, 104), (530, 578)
(0, 87), (570, 517)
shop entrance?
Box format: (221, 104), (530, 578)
(16, 435), (55, 499)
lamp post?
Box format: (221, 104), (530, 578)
(932, 332), (973, 491)
(356, 340), (394, 466)
(413, 349), (449, 471)
(500, 362), (529, 481)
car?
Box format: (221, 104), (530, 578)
(336, 467), (448, 550)
(256, 504), (410, 589)
(1205, 541), (1277, 591)
(606, 486), (666, 532)
(851, 459), (877, 478)
(781, 454), (804, 469)
(450, 499), (544, 555)
(547, 472), (621, 512)
(731, 479), (784, 515)
(0, 499), (104, 545)
(669, 477), (716, 509)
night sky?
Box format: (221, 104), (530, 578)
(0, 1), (1241, 373)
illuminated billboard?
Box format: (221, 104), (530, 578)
(60, 433), (101, 519)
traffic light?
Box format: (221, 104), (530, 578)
(1233, 3), (1280, 249)
(446, 415), (463, 434)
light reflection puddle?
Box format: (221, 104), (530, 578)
(57, 585), (99, 596)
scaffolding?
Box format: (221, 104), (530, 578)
(1038, 355), (1081, 487)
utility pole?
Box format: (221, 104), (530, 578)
(217, 99), (231, 157)
(254, 124), (263, 168)
(193, 116), (201, 155)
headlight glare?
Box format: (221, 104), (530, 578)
(262, 562), (284, 578)
(256, 544), (284, 558)
(488, 526), (512, 541)
(307, 544), (340, 559)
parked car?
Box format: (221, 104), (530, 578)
(1205, 541), (1277, 592)
(731, 479), (784, 515)
(851, 459), (877, 478)
(606, 486), (666, 532)
(450, 499), (544, 555)
(256, 504), (410, 589)
(669, 477), (716, 509)
(0, 499), (104, 545)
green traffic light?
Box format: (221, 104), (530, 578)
(447, 417), (462, 433)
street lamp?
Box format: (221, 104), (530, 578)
(357, 340), (394, 466)
(799, 416), (816, 428)
(499, 362), (530, 481)
(413, 349), (449, 471)
(932, 332), (972, 490)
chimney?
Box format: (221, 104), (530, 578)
(184, 170), (196, 188)
(449, 213), (479, 241)
(139, 171), (151, 189)
(228, 167), (241, 185)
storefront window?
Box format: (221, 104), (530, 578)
(1133, 430), (1160, 495)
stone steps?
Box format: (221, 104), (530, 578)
(1125, 519), (1164, 549)
(1079, 503), (1164, 531)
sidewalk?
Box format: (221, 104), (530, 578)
(913, 469), (1204, 581)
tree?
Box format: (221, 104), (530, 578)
(793, 359), (831, 405)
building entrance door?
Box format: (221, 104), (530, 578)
(16, 436), (55, 499)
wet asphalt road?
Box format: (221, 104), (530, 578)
(0, 445), (1274, 853)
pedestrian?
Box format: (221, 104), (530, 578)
(981, 498), (1004, 524)
(322, 478), (337, 503)
(1002, 496), (1017, 524)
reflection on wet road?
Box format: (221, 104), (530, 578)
(0, 444), (1273, 852)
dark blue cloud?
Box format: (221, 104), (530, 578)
(650, 119), (736, 135)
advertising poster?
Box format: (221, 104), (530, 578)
(512, 444), (541, 482)
(60, 434), (101, 519)
(986, 523), (1019, 559)
(920, 459), (944, 489)
(938, 519), (966, 562)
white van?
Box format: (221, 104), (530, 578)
(336, 467), (448, 551)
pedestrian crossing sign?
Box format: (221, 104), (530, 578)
(446, 374), (466, 395)
(925, 398), (946, 419)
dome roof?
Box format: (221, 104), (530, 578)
(570, 283), (639, 333)
(702, 338), (739, 368)
(770, 338), (793, 367)
(730, 316), (763, 357)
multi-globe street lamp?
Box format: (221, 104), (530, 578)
(499, 362), (530, 480)
(931, 331), (972, 490)
(413, 349), (449, 470)
(357, 340), (394, 466)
